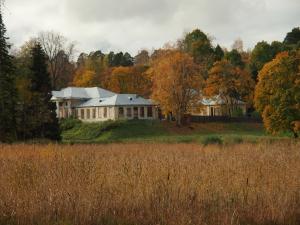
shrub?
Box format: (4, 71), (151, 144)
(232, 108), (244, 117)
(59, 117), (82, 131)
(201, 135), (223, 145)
(250, 111), (261, 119)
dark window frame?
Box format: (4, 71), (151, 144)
(140, 107), (145, 118)
(147, 106), (153, 118)
(126, 107), (132, 117)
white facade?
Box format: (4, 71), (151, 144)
(190, 96), (247, 116)
(51, 87), (158, 121)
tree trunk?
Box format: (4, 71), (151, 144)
(176, 113), (182, 127)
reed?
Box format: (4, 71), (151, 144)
(0, 142), (299, 225)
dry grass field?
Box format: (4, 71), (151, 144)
(0, 142), (300, 225)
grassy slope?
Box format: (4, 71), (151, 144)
(61, 120), (290, 144)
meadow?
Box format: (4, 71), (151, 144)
(0, 142), (299, 225)
(61, 119), (288, 144)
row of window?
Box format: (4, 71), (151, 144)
(75, 107), (109, 120)
(119, 106), (153, 118)
(75, 106), (153, 120)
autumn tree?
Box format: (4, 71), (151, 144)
(73, 69), (98, 87)
(249, 41), (284, 81)
(73, 50), (108, 87)
(283, 27), (300, 47)
(254, 51), (300, 138)
(134, 49), (150, 66)
(181, 29), (215, 78)
(104, 65), (151, 97)
(151, 50), (203, 126)
(107, 66), (133, 93)
(204, 60), (255, 116)
(225, 49), (245, 68)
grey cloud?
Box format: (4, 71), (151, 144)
(64, 0), (178, 23)
(4, 0), (300, 56)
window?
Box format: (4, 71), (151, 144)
(140, 107), (145, 118)
(126, 107), (132, 117)
(147, 107), (153, 117)
(81, 109), (84, 119)
(87, 109), (90, 119)
(104, 107), (107, 118)
(119, 107), (124, 117)
(92, 108), (96, 119)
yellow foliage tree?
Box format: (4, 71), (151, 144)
(254, 51), (300, 138)
(72, 69), (97, 87)
(104, 66), (151, 97)
(204, 60), (255, 116)
(150, 50), (203, 126)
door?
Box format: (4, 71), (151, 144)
(210, 107), (214, 116)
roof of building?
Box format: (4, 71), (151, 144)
(77, 94), (154, 107)
(51, 87), (155, 107)
(200, 96), (245, 106)
(51, 87), (116, 100)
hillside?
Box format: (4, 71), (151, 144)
(61, 119), (288, 144)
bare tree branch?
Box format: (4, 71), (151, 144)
(38, 31), (75, 89)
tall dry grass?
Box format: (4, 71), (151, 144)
(0, 142), (299, 225)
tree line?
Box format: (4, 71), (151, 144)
(0, 7), (300, 142)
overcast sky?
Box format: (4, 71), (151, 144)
(3, 0), (300, 56)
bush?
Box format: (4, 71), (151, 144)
(201, 136), (223, 145)
(250, 111), (261, 119)
(59, 117), (82, 131)
(232, 108), (244, 117)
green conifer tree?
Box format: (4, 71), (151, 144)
(0, 8), (17, 142)
(29, 43), (61, 140)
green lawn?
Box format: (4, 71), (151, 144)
(61, 119), (293, 144)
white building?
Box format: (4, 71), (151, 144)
(190, 96), (247, 116)
(51, 87), (158, 121)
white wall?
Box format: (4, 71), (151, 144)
(76, 106), (158, 122)
(53, 99), (158, 122)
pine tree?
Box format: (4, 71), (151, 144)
(29, 43), (61, 140)
(214, 45), (224, 61)
(0, 9), (17, 142)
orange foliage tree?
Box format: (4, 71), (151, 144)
(72, 69), (98, 87)
(150, 50), (203, 126)
(204, 60), (254, 116)
(104, 65), (151, 97)
(254, 51), (300, 138)
(72, 51), (108, 87)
